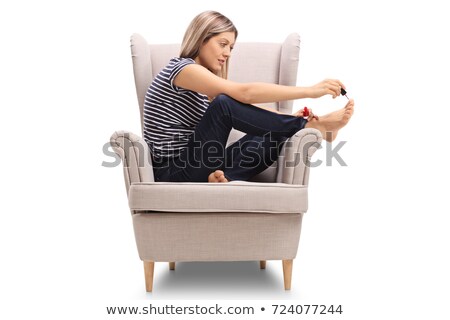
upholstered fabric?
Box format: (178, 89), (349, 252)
(110, 130), (154, 194)
(278, 33), (301, 114)
(129, 181), (308, 214)
(277, 128), (322, 185)
(132, 212), (303, 262)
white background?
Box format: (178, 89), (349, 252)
(1, 0), (449, 319)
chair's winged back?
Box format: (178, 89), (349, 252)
(130, 33), (301, 136)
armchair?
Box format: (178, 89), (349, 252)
(110, 33), (322, 292)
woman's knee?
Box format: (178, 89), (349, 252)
(211, 94), (234, 107)
(205, 94), (235, 118)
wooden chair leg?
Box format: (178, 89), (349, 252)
(169, 262), (175, 270)
(144, 261), (155, 292)
(260, 260), (266, 269)
(282, 259), (293, 290)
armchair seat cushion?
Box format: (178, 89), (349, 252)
(128, 181), (308, 214)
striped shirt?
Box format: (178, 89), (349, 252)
(143, 57), (210, 160)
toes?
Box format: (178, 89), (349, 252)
(209, 170), (228, 183)
(214, 170), (224, 178)
(208, 172), (217, 182)
(217, 170), (228, 182)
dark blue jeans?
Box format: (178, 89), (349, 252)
(152, 94), (307, 182)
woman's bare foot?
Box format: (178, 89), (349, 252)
(306, 99), (354, 142)
(208, 170), (229, 183)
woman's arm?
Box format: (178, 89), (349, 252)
(173, 64), (345, 105)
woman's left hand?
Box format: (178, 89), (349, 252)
(292, 107), (319, 121)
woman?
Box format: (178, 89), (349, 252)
(144, 11), (354, 183)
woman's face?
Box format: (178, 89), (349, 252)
(195, 32), (236, 73)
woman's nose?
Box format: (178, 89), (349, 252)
(223, 47), (231, 57)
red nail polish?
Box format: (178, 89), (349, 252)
(303, 106), (309, 117)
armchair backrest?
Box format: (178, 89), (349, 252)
(130, 33), (301, 140)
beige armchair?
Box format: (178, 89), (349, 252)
(110, 33), (322, 292)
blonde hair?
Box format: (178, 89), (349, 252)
(180, 11), (238, 79)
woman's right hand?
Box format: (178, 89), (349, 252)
(309, 79), (345, 99)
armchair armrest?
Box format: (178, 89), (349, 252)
(277, 128), (322, 185)
(129, 181), (308, 214)
(110, 131), (154, 195)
